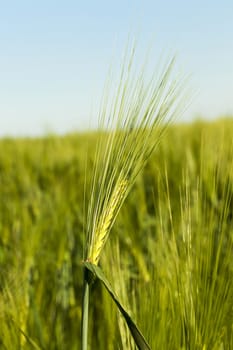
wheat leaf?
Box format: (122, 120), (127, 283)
(84, 261), (151, 350)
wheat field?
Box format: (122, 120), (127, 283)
(0, 118), (232, 349)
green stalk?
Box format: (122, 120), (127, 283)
(81, 268), (90, 350)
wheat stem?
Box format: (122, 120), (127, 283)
(81, 268), (90, 350)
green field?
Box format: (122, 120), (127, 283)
(0, 118), (232, 349)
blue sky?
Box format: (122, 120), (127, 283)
(0, 0), (233, 136)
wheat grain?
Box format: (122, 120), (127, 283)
(88, 178), (128, 264)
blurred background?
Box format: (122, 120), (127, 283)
(0, 0), (233, 136)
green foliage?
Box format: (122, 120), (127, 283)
(0, 118), (232, 349)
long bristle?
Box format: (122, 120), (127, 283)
(84, 45), (186, 265)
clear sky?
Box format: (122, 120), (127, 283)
(0, 0), (233, 136)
